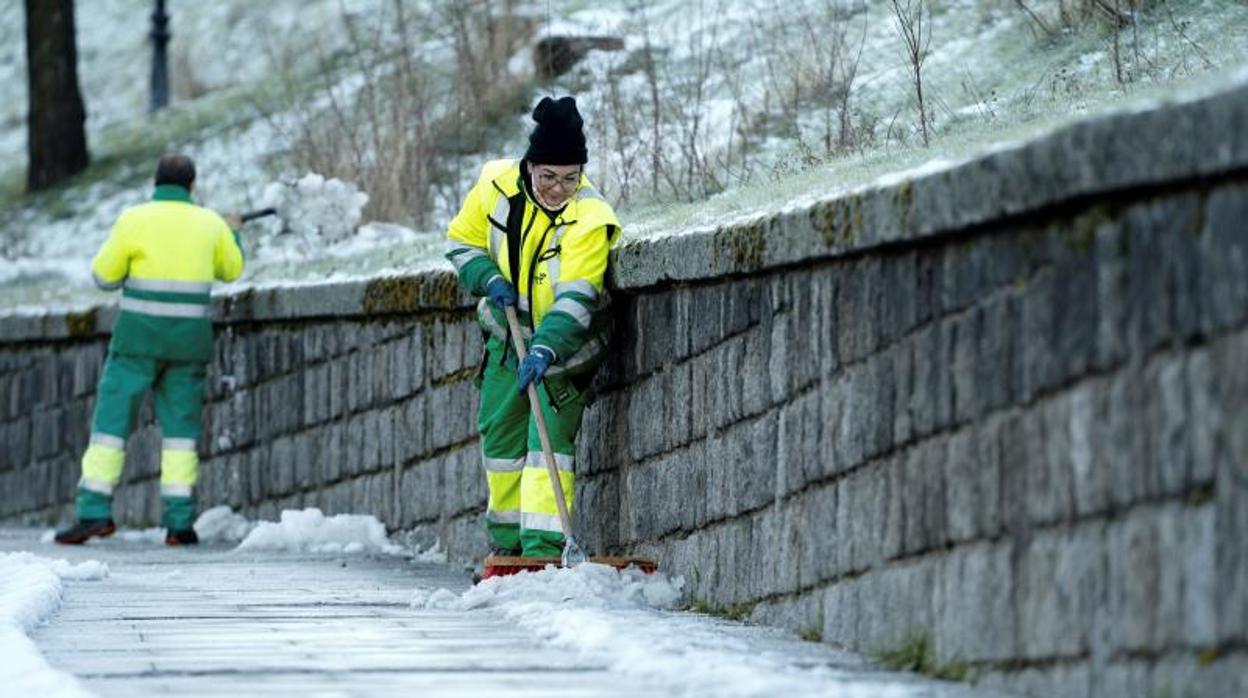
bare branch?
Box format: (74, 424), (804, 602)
(891, 0), (932, 146)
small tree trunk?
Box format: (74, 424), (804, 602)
(25, 0), (89, 192)
(915, 68), (929, 147)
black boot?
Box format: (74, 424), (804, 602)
(164, 529), (199, 545)
(54, 518), (117, 545)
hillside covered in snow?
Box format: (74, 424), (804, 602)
(0, 0), (1245, 310)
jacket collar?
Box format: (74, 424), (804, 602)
(496, 159), (586, 224)
(152, 184), (192, 203)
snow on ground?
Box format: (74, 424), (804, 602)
(31, 506), (458, 563)
(234, 508), (403, 555)
(36, 506), (426, 557)
(226, 506), (448, 559)
(412, 564), (952, 697)
(0, 552), (107, 698)
(410, 539), (448, 564)
(193, 505), (256, 544)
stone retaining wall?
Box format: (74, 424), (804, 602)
(3, 77), (1247, 697)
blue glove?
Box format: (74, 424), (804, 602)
(517, 347), (555, 392)
(485, 277), (517, 308)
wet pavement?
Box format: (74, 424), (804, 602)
(0, 528), (1011, 697)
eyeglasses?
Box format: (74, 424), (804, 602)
(535, 169), (581, 190)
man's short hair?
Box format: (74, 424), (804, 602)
(154, 154), (196, 189)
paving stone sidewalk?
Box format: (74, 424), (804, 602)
(1, 528), (1009, 697)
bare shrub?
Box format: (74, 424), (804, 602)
(590, 0), (873, 207)
(597, 55), (646, 205)
(444, 1), (532, 153)
(171, 41), (210, 101)
(1013, 0), (1209, 85)
(598, 0), (727, 203)
(801, 1), (869, 156)
(267, 0), (533, 230)
(891, 0), (933, 147)
(1013, 0), (1148, 36)
(663, 0), (725, 200)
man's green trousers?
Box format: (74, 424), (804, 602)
(477, 336), (587, 557)
(77, 353), (205, 530)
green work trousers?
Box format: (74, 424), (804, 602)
(477, 336), (587, 557)
(77, 352), (205, 530)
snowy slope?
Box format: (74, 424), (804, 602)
(0, 0), (1245, 311)
(0, 0), (375, 162)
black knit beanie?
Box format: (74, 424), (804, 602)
(524, 96), (588, 165)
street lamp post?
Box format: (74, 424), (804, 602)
(149, 0), (170, 113)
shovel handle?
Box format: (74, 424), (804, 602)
(503, 305), (575, 540)
(240, 207), (278, 223)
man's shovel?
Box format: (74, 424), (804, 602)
(222, 207), (277, 230)
(239, 207), (278, 224)
(503, 304), (589, 567)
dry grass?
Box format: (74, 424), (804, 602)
(594, 0), (875, 207)
(265, 0), (534, 229)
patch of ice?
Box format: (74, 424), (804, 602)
(115, 528), (168, 544)
(234, 508), (402, 555)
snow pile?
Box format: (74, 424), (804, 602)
(416, 562), (684, 612)
(234, 508), (402, 555)
(262, 173), (369, 242)
(193, 505), (256, 543)
(245, 220), (433, 274)
(37, 507), (403, 555)
(1, 553), (109, 584)
(0, 553), (107, 698)
(411, 563), (931, 697)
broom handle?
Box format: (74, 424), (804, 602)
(504, 305), (575, 540)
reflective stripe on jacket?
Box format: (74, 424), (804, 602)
(92, 185), (244, 362)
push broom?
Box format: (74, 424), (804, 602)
(504, 304), (589, 567)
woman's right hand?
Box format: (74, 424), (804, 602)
(485, 277), (518, 308)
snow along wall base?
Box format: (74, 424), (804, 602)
(4, 74), (1248, 698)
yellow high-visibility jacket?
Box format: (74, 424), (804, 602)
(91, 184), (244, 363)
(446, 160), (620, 375)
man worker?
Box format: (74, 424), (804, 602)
(55, 154), (244, 545)
(445, 96), (621, 558)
